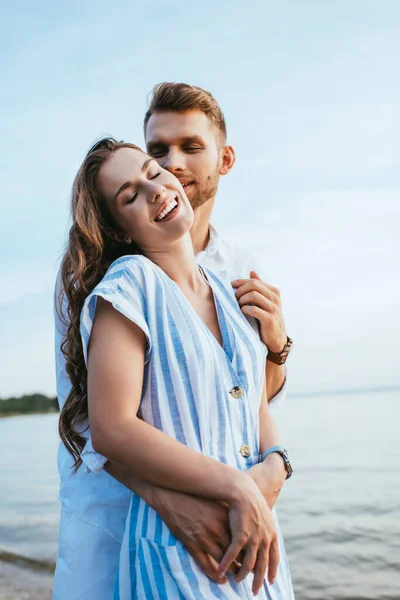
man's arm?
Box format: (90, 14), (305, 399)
(103, 374), (285, 584)
(265, 361), (286, 403)
(104, 460), (233, 583)
(232, 270), (289, 403)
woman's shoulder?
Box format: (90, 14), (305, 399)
(102, 254), (159, 288)
(106, 254), (155, 277)
(84, 255), (156, 307)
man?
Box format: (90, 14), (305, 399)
(53, 83), (293, 599)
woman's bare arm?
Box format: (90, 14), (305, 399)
(88, 298), (250, 502)
(88, 298), (279, 589)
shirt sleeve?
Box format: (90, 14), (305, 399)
(54, 269), (73, 412)
(237, 251), (288, 412)
(79, 257), (151, 473)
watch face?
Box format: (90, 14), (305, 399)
(281, 449), (293, 478)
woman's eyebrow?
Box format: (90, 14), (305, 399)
(114, 158), (155, 201)
(141, 157), (154, 172)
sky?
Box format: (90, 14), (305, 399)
(1, 0), (399, 397)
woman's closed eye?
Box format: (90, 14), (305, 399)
(125, 192), (138, 205)
(125, 171), (161, 204)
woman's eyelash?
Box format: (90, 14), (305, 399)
(125, 171), (161, 204)
(126, 192), (138, 204)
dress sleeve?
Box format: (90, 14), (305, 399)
(80, 258), (151, 367)
(79, 257), (151, 473)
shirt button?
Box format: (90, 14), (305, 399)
(230, 386), (243, 399)
(239, 444), (251, 458)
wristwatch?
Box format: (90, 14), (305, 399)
(267, 336), (293, 365)
(259, 445), (293, 479)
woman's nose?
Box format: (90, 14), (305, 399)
(147, 182), (167, 204)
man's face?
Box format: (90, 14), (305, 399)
(145, 110), (223, 211)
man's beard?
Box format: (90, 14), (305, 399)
(189, 165), (220, 211)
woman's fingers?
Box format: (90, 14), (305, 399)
(218, 538), (244, 578)
(234, 543), (258, 583)
(267, 535), (280, 584)
(252, 542), (270, 595)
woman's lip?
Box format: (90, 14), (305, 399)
(154, 197), (178, 221)
(155, 197), (180, 223)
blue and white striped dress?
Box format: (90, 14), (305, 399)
(80, 254), (294, 600)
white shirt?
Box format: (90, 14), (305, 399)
(53, 225), (288, 600)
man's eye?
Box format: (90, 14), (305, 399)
(149, 149), (166, 158)
(184, 146), (202, 152)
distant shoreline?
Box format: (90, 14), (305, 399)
(0, 393), (59, 418)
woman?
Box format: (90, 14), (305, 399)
(59, 138), (294, 599)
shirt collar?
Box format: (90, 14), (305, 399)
(205, 223), (220, 255)
(196, 224), (228, 260)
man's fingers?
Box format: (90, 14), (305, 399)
(233, 281), (278, 304)
(250, 270), (262, 281)
(238, 291), (275, 313)
(234, 544), (257, 583)
(252, 544), (269, 595)
(267, 537), (280, 585)
(193, 551), (227, 584)
(241, 304), (265, 322)
(201, 540), (224, 564)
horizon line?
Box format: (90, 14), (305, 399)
(291, 384), (399, 398)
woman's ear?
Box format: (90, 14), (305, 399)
(219, 145), (236, 176)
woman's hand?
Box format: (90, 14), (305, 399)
(219, 473), (279, 596)
(248, 454), (287, 510)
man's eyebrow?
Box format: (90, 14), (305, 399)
(147, 136), (205, 148)
(114, 158), (155, 201)
(180, 136), (204, 144)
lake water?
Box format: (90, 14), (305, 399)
(1, 389), (399, 600)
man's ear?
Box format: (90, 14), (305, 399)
(219, 145), (236, 176)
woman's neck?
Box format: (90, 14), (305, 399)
(143, 234), (203, 293)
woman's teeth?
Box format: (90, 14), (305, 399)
(155, 199), (178, 222)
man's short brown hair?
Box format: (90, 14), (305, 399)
(144, 82), (227, 144)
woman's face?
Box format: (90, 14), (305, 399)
(98, 147), (194, 252)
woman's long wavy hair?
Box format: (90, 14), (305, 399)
(58, 137), (142, 472)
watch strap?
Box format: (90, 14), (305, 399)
(267, 336), (293, 365)
(259, 445), (293, 479)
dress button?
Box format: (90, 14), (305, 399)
(239, 444), (251, 458)
(230, 386), (243, 399)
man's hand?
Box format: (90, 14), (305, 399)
(232, 271), (286, 353)
(153, 488), (238, 583)
(105, 461), (238, 582)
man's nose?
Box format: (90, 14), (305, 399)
(162, 150), (185, 173)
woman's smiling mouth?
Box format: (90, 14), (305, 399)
(155, 197), (179, 222)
